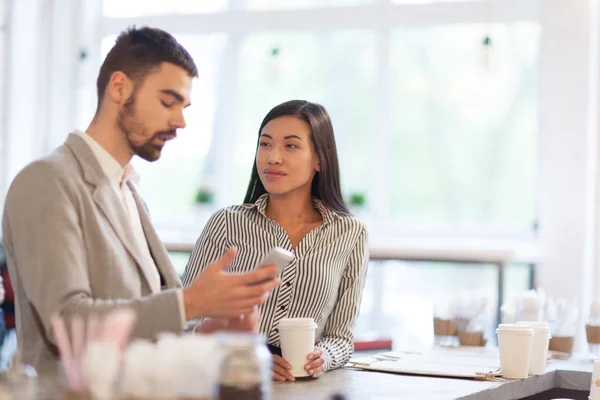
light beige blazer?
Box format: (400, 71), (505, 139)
(2, 133), (185, 376)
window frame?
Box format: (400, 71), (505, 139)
(89, 0), (541, 239)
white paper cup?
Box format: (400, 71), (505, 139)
(278, 318), (317, 377)
(496, 323), (534, 379)
(589, 360), (600, 400)
(517, 321), (551, 375)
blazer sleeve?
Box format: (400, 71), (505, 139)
(2, 162), (185, 345)
(315, 225), (369, 371)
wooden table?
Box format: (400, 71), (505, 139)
(272, 367), (499, 399)
(272, 358), (593, 400)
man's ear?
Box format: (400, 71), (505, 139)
(106, 71), (134, 104)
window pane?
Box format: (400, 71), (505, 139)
(354, 261), (503, 350)
(243, 0), (373, 10)
(103, 0), (229, 17)
(99, 34), (229, 229)
(389, 22), (539, 233)
(233, 30), (377, 204)
(504, 263), (531, 306)
(168, 252), (191, 277)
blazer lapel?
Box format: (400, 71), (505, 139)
(92, 185), (159, 290)
(64, 133), (155, 293)
(128, 182), (183, 289)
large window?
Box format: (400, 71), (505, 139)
(388, 22), (538, 234)
(233, 30), (377, 203)
(102, 0), (229, 17)
(91, 0), (539, 346)
(90, 0), (540, 239)
(103, 0), (374, 16)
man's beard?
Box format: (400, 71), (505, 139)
(117, 94), (176, 162)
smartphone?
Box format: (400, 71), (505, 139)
(250, 247), (294, 285)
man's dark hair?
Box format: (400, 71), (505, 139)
(96, 26), (198, 111)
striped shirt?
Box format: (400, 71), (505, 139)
(181, 194), (369, 371)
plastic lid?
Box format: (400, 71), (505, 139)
(517, 321), (550, 331)
(278, 318), (317, 329)
(496, 323), (534, 334)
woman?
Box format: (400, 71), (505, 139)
(182, 100), (368, 381)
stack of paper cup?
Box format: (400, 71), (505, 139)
(496, 323), (534, 379)
(517, 321), (551, 375)
(278, 318), (318, 377)
(590, 360), (600, 400)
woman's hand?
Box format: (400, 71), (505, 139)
(272, 354), (295, 382)
(304, 347), (325, 378)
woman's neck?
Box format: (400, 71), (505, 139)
(266, 191), (321, 225)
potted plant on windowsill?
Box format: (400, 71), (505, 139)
(194, 187), (214, 206)
(193, 186), (215, 224)
(348, 192), (367, 218)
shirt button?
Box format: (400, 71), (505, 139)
(280, 306), (286, 311)
(285, 282), (292, 287)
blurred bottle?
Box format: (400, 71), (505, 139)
(218, 333), (271, 400)
(330, 394), (347, 400)
(0, 352), (60, 399)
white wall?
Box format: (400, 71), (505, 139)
(592, 0), (600, 306)
(537, 0), (599, 350)
(3, 0), (44, 192)
(0, 0), (9, 211)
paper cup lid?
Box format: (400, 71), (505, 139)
(496, 323), (534, 334)
(517, 321), (550, 331)
(278, 318), (317, 329)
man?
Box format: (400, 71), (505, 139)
(1, 26), (279, 375)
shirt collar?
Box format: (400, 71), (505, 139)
(250, 193), (340, 226)
(74, 130), (140, 186)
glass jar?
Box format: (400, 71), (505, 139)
(217, 333), (271, 400)
(0, 358), (62, 399)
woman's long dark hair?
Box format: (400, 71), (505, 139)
(243, 100), (350, 214)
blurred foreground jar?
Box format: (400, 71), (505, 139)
(217, 333), (271, 400)
(0, 353), (62, 399)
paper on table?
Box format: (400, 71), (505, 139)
(347, 347), (500, 380)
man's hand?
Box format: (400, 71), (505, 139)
(194, 309), (259, 334)
(183, 249), (280, 319)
